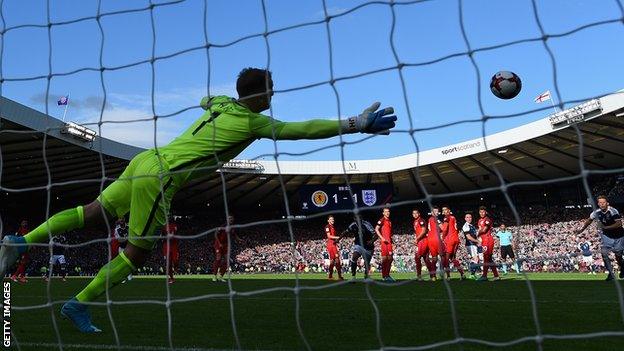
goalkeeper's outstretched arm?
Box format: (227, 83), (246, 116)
(251, 102), (397, 140)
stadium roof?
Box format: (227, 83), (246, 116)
(2, 91), (624, 212)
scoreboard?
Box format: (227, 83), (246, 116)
(299, 184), (392, 212)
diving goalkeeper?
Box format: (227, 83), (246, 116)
(0, 68), (397, 333)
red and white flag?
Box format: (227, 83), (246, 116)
(534, 90), (551, 103)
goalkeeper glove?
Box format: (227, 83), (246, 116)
(341, 102), (397, 135)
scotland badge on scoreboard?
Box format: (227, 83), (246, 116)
(362, 190), (377, 207)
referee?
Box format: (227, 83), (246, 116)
(495, 223), (520, 274)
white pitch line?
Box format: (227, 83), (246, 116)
(12, 296), (618, 305)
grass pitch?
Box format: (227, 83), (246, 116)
(9, 273), (624, 350)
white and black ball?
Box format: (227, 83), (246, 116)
(490, 71), (522, 100)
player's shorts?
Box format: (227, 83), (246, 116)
(444, 238), (460, 256)
(467, 245), (479, 260)
(481, 237), (494, 256)
(327, 245), (339, 260)
(600, 234), (624, 254)
(380, 241), (393, 256)
(214, 244), (228, 255)
(164, 252), (179, 265)
(97, 150), (180, 251)
(427, 236), (445, 257)
(416, 238), (428, 257)
(582, 255), (594, 264)
(500, 245), (515, 260)
(352, 245), (373, 265)
(49, 255), (66, 265)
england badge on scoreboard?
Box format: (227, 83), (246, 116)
(362, 189), (377, 207)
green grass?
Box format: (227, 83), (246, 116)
(9, 273), (624, 350)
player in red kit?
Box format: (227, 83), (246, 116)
(413, 209), (432, 281)
(477, 206), (500, 281)
(213, 215), (238, 282)
(325, 215), (343, 280)
(162, 220), (179, 284)
(375, 207), (394, 282)
(10, 219), (30, 283)
(441, 206), (466, 280)
(427, 206), (445, 280)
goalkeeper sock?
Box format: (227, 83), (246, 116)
(350, 259), (357, 277)
(24, 206), (84, 245)
(76, 252), (135, 302)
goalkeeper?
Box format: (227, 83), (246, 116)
(0, 68), (397, 333)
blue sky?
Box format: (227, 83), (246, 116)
(1, 0), (623, 161)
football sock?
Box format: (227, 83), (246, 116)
(24, 206), (84, 245)
(452, 260), (464, 275)
(429, 259), (437, 277)
(502, 263), (508, 274)
(415, 255), (422, 276)
(602, 254), (614, 276)
(213, 258), (221, 275)
(15, 261), (26, 277)
(385, 259), (390, 277)
(350, 259), (357, 276)
(219, 259), (228, 276)
(614, 254), (624, 271)
(61, 264), (67, 278)
(76, 252), (135, 302)
(380, 259), (386, 277)
(482, 258), (490, 277)
(513, 261), (520, 273)
(328, 261), (334, 277)
(423, 256), (432, 275)
(335, 260), (343, 278)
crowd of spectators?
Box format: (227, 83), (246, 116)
(3, 202), (617, 277)
(592, 175), (624, 203)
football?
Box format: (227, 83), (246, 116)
(490, 71), (522, 99)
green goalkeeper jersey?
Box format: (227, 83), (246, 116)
(158, 96), (342, 186)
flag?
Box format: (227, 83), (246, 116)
(534, 90), (551, 103)
(57, 95), (69, 106)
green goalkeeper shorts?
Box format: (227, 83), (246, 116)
(97, 149), (179, 250)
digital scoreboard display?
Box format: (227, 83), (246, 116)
(299, 184), (393, 212)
